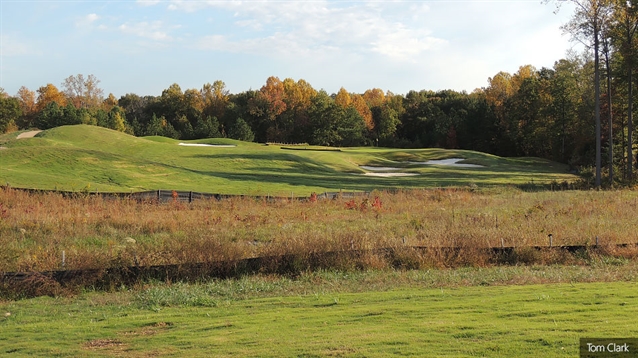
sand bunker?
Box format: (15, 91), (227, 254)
(359, 165), (418, 177)
(16, 130), (42, 139)
(178, 143), (236, 147)
(360, 165), (402, 171)
(411, 158), (483, 168)
(363, 172), (418, 177)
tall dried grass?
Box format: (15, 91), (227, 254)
(1, 187), (637, 274)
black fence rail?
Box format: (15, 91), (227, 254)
(0, 186), (370, 203)
(2, 244), (637, 291)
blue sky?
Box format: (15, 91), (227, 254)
(1, 0), (579, 98)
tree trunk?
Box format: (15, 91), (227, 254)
(605, 42), (613, 185)
(629, 67), (634, 180)
(595, 25), (602, 188)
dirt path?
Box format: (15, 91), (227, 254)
(16, 130), (42, 139)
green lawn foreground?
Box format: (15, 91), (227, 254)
(1, 278), (636, 357)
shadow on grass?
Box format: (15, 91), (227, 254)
(3, 244), (634, 298)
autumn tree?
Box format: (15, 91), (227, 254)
(102, 93), (118, 112)
(362, 88), (386, 108)
(257, 76), (287, 142)
(350, 94), (374, 130)
(36, 84), (67, 112)
(334, 87), (352, 108)
(61, 74), (104, 109)
(15, 86), (37, 128)
(280, 78), (317, 142)
(201, 80), (230, 121)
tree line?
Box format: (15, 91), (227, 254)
(0, 0), (637, 187)
(0, 59), (622, 180)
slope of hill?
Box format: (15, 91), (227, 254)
(0, 125), (577, 195)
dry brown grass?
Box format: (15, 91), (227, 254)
(1, 187), (637, 275)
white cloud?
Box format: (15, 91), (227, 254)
(119, 21), (174, 41)
(371, 27), (446, 62)
(75, 13), (100, 28)
(136, 0), (161, 6)
(0, 34), (38, 57)
(190, 1), (444, 62)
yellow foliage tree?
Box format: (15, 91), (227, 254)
(334, 87), (352, 108)
(36, 84), (67, 112)
(283, 78), (316, 111)
(102, 93), (118, 112)
(363, 88), (386, 108)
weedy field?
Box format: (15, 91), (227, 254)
(0, 125), (576, 194)
(1, 186), (637, 292)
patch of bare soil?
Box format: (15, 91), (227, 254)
(122, 322), (173, 337)
(16, 130), (42, 139)
(84, 339), (125, 349)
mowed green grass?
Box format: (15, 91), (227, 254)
(1, 276), (636, 357)
(0, 125), (576, 195)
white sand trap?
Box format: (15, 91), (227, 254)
(360, 165), (402, 171)
(359, 165), (418, 177)
(363, 172), (418, 177)
(411, 158), (483, 168)
(178, 143), (236, 147)
(17, 130), (42, 139)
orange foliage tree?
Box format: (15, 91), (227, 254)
(350, 94), (374, 130)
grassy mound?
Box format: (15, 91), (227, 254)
(0, 125), (577, 194)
